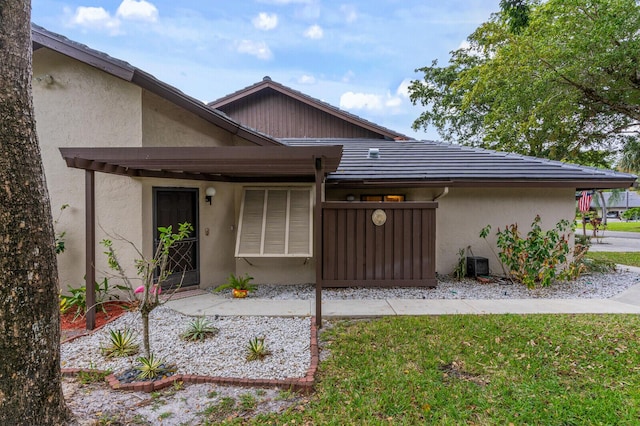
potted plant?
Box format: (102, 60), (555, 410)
(214, 273), (256, 298)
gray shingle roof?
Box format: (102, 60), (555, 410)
(283, 138), (636, 189)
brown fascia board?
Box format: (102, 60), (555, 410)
(59, 146), (343, 178)
(32, 24), (134, 81)
(325, 178), (636, 190)
(209, 78), (411, 141)
(31, 24), (281, 147)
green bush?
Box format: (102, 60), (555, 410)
(622, 207), (640, 221)
(481, 215), (577, 288)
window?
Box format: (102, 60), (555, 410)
(360, 194), (405, 202)
(235, 188), (313, 257)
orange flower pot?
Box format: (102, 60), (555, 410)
(232, 289), (248, 298)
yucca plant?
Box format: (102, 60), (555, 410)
(101, 328), (139, 358)
(181, 317), (219, 342)
(135, 354), (175, 380)
(246, 336), (271, 361)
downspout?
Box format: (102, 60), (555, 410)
(433, 187), (449, 202)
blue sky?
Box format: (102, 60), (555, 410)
(32, 0), (500, 140)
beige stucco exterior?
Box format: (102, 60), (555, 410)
(326, 186), (575, 276)
(33, 49), (256, 291)
(33, 47), (579, 292)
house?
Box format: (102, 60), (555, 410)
(591, 190), (640, 218)
(32, 25), (635, 326)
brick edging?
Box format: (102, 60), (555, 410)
(62, 316), (319, 394)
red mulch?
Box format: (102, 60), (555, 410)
(61, 301), (135, 341)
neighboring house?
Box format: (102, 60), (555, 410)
(32, 25), (636, 317)
(591, 190), (640, 218)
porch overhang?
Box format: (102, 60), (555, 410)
(60, 146), (342, 181)
(60, 145), (342, 330)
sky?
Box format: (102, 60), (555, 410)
(32, 0), (500, 140)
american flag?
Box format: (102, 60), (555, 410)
(578, 191), (592, 213)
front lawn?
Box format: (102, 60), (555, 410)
(586, 252), (640, 268)
(251, 315), (640, 425)
(583, 221), (640, 232)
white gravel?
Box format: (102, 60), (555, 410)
(212, 269), (640, 300)
(61, 269), (640, 425)
(61, 308), (311, 380)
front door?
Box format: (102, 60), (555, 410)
(153, 188), (199, 288)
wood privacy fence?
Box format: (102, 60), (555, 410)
(322, 202), (437, 287)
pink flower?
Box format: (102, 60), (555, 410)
(134, 285), (161, 295)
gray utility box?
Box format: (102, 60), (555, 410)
(466, 256), (489, 277)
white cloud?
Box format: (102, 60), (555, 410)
(396, 78), (412, 98)
(71, 6), (121, 34)
(385, 94), (402, 108)
(340, 92), (383, 111)
(253, 12), (278, 30)
(259, 0), (312, 3)
(298, 74), (316, 84)
(116, 0), (159, 22)
(236, 40), (273, 60)
(304, 24), (323, 39)
(340, 5), (358, 23)
(342, 70), (355, 83)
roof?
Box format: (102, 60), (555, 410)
(209, 76), (410, 141)
(59, 146), (343, 182)
(595, 190), (640, 209)
(283, 138), (637, 189)
(31, 24), (281, 147)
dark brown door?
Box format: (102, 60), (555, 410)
(153, 188), (199, 288)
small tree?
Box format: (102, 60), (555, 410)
(102, 222), (193, 356)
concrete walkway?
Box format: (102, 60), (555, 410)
(166, 266), (640, 317)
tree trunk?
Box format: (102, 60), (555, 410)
(0, 1), (72, 424)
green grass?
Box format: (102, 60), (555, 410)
(582, 221), (640, 232)
(247, 315), (640, 425)
(586, 252), (640, 267)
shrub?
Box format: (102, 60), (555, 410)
(135, 354), (175, 380)
(481, 215), (579, 288)
(215, 273), (257, 292)
(622, 207), (640, 221)
(181, 317), (219, 342)
(246, 337), (271, 361)
(101, 328), (139, 358)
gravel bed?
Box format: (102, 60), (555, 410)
(210, 270), (640, 300)
(61, 307), (310, 380)
(62, 270), (639, 383)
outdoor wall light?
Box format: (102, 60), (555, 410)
(205, 187), (217, 205)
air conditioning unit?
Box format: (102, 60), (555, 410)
(466, 256), (489, 277)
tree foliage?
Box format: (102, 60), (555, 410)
(410, 0), (640, 167)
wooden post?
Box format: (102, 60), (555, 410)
(85, 170), (96, 330)
(314, 157), (323, 328)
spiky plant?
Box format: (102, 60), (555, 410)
(135, 354), (175, 380)
(181, 317), (219, 342)
(246, 337), (271, 361)
(101, 328), (139, 358)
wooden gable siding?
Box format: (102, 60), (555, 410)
(217, 88), (387, 139)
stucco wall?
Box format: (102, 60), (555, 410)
(32, 48), (251, 292)
(436, 187), (575, 276)
(33, 49), (144, 290)
(326, 186), (576, 278)
(141, 91), (232, 147)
